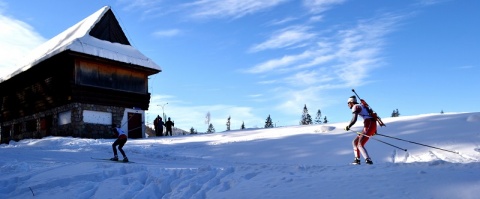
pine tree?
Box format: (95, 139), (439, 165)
(300, 104), (313, 125)
(391, 109), (400, 117)
(226, 116), (231, 131)
(265, 115), (274, 128)
(241, 121), (245, 130)
(207, 123), (215, 133)
(190, 127), (197, 134)
(314, 109), (322, 124)
(323, 116), (328, 124)
(441, 110), (444, 114)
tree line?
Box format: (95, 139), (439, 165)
(190, 104), (330, 133)
(166, 106), (452, 135)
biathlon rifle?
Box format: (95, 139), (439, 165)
(352, 89), (386, 127)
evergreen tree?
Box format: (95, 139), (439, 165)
(441, 110), (444, 114)
(226, 116), (231, 131)
(300, 104), (313, 125)
(323, 116), (328, 124)
(265, 115), (274, 128)
(207, 123), (215, 133)
(314, 109), (322, 124)
(391, 109), (400, 117)
(241, 121), (245, 130)
(190, 127), (196, 134)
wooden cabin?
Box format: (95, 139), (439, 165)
(0, 6), (161, 143)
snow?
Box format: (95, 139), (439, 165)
(1, 112), (480, 199)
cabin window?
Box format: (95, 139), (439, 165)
(75, 60), (147, 93)
(58, 111), (72, 125)
(83, 110), (112, 125)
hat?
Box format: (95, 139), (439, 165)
(347, 96), (357, 103)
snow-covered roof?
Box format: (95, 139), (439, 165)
(1, 6), (161, 82)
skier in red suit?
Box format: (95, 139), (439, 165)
(345, 96), (377, 165)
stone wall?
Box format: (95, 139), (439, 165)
(1, 103), (126, 143)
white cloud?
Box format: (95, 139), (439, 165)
(244, 50), (316, 74)
(153, 29), (181, 37)
(0, 14), (45, 79)
(117, 0), (175, 19)
(308, 15), (324, 23)
(249, 26), (316, 53)
(457, 65), (475, 70)
(302, 0), (347, 14)
(249, 13), (401, 82)
(182, 0), (287, 19)
(118, 0), (162, 11)
(417, 0), (445, 6)
(274, 86), (322, 113)
(243, 13), (403, 120)
(268, 17), (298, 26)
(333, 14), (401, 86)
(257, 80), (278, 85)
(283, 69), (335, 86)
(248, 93), (263, 98)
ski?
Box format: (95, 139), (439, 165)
(350, 163), (373, 165)
(91, 157), (134, 163)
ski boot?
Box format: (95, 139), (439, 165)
(352, 158), (361, 165)
(365, 158), (373, 165)
(110, 155), (119, 161)
(122, 157), (129, 162)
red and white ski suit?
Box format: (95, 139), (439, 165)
(348, 104), (377, 160)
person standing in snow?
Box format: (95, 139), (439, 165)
(165, 117), (174, 136)
(344, 96), (377, 165)
(111, 124), (129, 162)
(154, 115), (164, 136)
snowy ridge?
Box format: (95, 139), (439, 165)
(1, 112), (480, 198)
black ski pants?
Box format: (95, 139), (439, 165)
(112, 138), (127, 157)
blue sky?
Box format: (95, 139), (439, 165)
(0, 0), (478, 132)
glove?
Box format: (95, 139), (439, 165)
(344, 126), (350, 131)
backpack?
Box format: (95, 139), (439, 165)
(360, 99), (385, 127)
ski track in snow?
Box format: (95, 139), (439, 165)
(4, 159), (480, 199)
(0, 159), (353, 198)
(1, 112), (480, 199)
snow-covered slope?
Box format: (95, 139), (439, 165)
(1, 112), (480, 199)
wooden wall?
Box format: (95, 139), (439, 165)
(0, 51), (160, 142)
(0, 51), (157, 121)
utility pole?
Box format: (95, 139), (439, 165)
(158, 103), (168, 122)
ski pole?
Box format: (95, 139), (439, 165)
(121, 114), (136, 127)
(352, 131), (407, 151)
(376, 133), (459, 154)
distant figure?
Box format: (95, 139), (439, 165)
(154, 115), (164, 136)
(344, 96), (376, 165)
(111, 124), (129, 162)
(165, 117), (174, 136)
